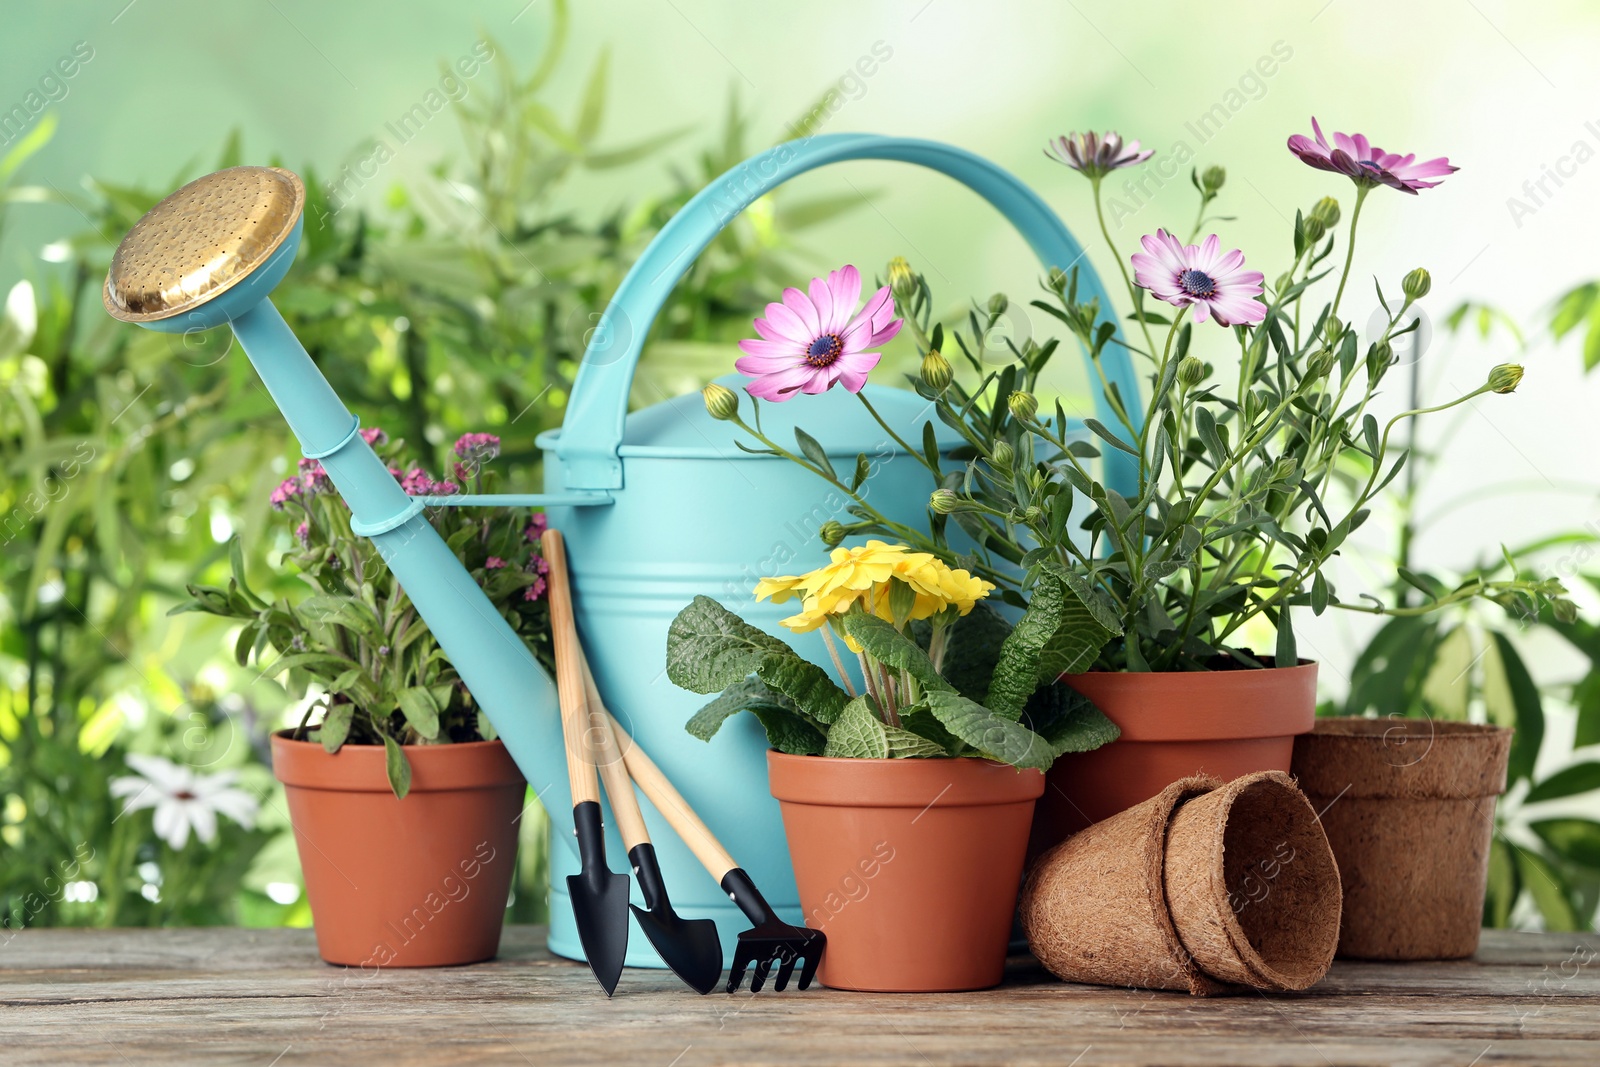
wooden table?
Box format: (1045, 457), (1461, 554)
(3, 926), (1598, 1066)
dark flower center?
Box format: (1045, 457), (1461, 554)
(1357, 159), (1383, 171)
(174, 790), (197, 801)
(804, 333), (844, 368)
(1179, 269), (1217, 299)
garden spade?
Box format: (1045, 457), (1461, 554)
(580, 656), (723, 994)
(541, 529), (629, 996)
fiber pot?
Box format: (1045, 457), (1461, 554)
(1022, 771), (1341, 994)
(1031, 660), (1318, 858)
(1291, 717), (1512, 960)
(271, 732), (525, 968)
(767, 751), (1044, 992)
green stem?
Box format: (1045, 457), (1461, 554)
(857, 392), (937, 480)
(1330, 183), (1371, 319)
(1093, 178), (1158, 359)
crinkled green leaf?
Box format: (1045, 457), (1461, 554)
(923, 690), (1058, 771)
(937, 604), (1013, 701)
(755, 651), (850, 724)
(397, 686), (442, 740)
(686, 676), (799, 741)
(883, 724), (950, 758)
(842, 614), (950, 694)
(1022, 683), (1120, 755)
(750, 706), (828, 755)
(666, 595), (792, 694)
(986, 575), (1064, 720)
(823, 696), (889, 758)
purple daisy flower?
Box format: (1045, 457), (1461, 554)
(1131, 230), (1266, 327)
(734, 265), (902, 402)
(453, 432), (500, 461)
(1044, 131), (1153, 178)
(1287, 118), (1457, 194)
(359, 426), (388, 446)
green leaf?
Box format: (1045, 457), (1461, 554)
(750, 706), (828, 755)
(921, 421), (942, 475)
(1275, 605), (1298, 668)
(1526, 763), (1600, 804)
(574, 48), (609, 142)
(1515, 845), (1581, 930)
(986, 575), (1064, 720)
(1033, 569), (1118, 683)
(1483, 835), (1518, 928)
(397, 686), (442, 740)
(899, 703), (963, 754)
(685, 676), (799, 741)
(1484, 633), (1544, 785)
(1311, 572), (1329, 615)
(383, 734), (412, 799)
(937, 604), (1013, 700)
(794, 427), (835, 480)
(476, 710), (498, 742)
(842, 614), (951, 694)
(922, 690), (1058, 771)
(888, 577), (917, 629)
(666, 595), (793, 693)
(320, 704), (353, 753)
(755, 651), (851, 724)
(851, 452), (870, 492)
(883, 724), (950, 758)
(823, 696), (890, 758)
(1022, 684), (1120, 754)
(1530, 819), (1600, 873)
(1083, 418), (1138, 456)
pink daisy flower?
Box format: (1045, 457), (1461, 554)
(1044, 131), (1153, 178)
(1287, 118), (1456, 194)
(1131, 230), (1266, 327)
(734, 265), (902, 401)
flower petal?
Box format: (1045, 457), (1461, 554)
(782, 287), (821, 337)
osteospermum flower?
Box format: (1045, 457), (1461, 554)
(109, 754), (258, 850)
(735, 265), (902, 401)
(1045, 131), (1153, 178)
(1131, 230), (1266, 326)
(1287, 118), (1456, 194)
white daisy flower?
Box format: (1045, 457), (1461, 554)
(110, 754), (259, 850)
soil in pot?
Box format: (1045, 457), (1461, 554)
(1032, 658), (1318, 859)
(767, 751), (1044, 992)
(1291, 717), (1512, 960)
(272, 732), (525, 967)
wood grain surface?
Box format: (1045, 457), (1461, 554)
(2, 926), (1598, 1066)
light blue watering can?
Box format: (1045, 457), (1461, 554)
(103, 134), (1137, 968)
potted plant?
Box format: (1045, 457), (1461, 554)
(177, 429), (553, 966)
(684, 121), (1564, 869)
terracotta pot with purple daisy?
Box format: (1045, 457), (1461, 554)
(677, 120), (1559, 870)
(176, 429), (552, 963)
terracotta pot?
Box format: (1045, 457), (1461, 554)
(272, 732), (525, 967)
(767, 751), (1044, 992)
(1031, 661), (1318, 859)
(1290, 717), (1512, 960)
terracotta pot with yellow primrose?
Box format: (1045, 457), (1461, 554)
(177, 430), (552, 966)
(666, 540), (1117, 992)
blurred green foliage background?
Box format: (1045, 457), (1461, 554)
(3, 0), (1600, 934)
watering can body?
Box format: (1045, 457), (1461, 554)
(128, 135), (1137, 970)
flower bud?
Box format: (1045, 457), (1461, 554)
(1008, 390), (1038, 422)
(929, 488), (960, 514)
(1311, 196), (1341, 227)
(887, 256), (916, 303)
(1274, 272), (1294, 294)
(702, 382), (739, 421)
(1322, 315), (1343, 344)
(991, 440), (1015, 468)
(1367, 340), (1394, 377)
(1488, 363), (1524, 394)
(819, 520), (846, 548)
(1177, 356), (1207, 390)
(1307, 348), (1336, 378)
(1201, 165), (1226, 193)
(1301, 216), (1326, 244)
(987, 293), (1008, 316)
(1402, 267), (1431, 301)
(1023, 506), (1044, 525)
(921, 349), (954, 392)
(1048, 266), (1070, 292)
(1270, 456), (1299, 484)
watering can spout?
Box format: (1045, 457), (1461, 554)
(102, 166), (575, 845)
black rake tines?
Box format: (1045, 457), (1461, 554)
(721, 867), (826, 993)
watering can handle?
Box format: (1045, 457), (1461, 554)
(557, 132), (1141, 495)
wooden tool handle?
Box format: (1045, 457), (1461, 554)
(603, 711), (738, 883)
(580, 655), (651, 851)
(540, 529), (599, 808)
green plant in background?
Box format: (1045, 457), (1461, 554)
(175, 431), (554, 797)
(1, 6), (859, 930)
(1330, 304), (1600, 932)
